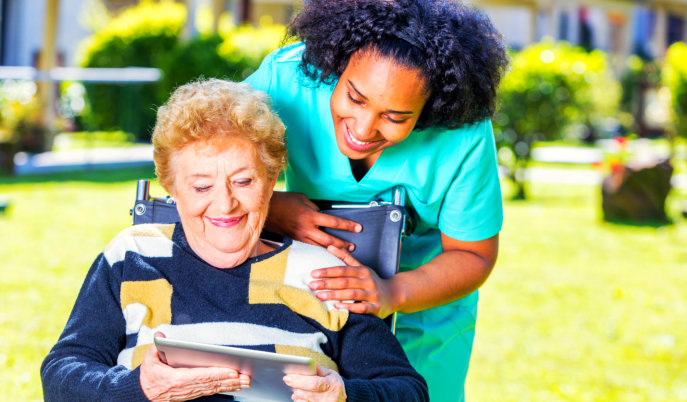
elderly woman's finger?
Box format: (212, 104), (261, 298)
(150, 367), (247, 401)
(285, 366), (346, 402)
(173, 366), (247, 392)
(284, 373), (330, 393)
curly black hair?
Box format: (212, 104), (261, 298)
(287, 0), (509, 130)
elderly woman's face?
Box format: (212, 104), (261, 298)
(170, 136), (276, 267)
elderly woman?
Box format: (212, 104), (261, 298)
(41, 79), (428, 401)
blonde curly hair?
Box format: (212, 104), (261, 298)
(152, 79), (286, 192)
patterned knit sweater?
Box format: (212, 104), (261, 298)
(41, 223), (428, 401)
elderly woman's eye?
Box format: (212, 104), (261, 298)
(194, 186), (211, 192)
(233, 178), (253, 187)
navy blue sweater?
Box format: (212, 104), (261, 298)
(41, 223), (428, 401)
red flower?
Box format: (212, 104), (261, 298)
(613, 136), (628, 151)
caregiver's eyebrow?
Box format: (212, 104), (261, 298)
(348, 80), (414, 115)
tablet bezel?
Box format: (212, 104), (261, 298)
(154, 337), (317, 401)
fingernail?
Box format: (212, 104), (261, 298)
(355, 224), (362, 232)
(283, 375), (292, 384)
(348, 244), (355, 252)
(316, 292), (327, 300)
(240, 379), (250, 386)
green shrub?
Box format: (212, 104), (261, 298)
(78, 1), (186, 140)
(217, 20), (288, 80)
(157, 20), (286, 104)
(663, 41), (687, 139)
(157, 34), (237, 102)
(494, 40), (619, 199)
(0, 80), (49, 153)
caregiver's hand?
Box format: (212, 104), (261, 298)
(140, 333), (250, 401)
(284, 364), (346, 402)
(309, 246), (399, 319)
(266, 191), (361, 251)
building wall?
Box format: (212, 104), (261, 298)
(1, 0), (90, 67)
(481, 6), (534, 50)
(4, 0), (687, 69)
(479, 0), (687, 60)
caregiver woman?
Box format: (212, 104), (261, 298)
(245, 0), (508, 399)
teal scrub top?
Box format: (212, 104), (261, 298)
(245, 43), (503, 275)
(245, 43), (503, 401)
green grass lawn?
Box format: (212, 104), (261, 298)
(468, 182), (687, 401)
(1, 168), (685, 401)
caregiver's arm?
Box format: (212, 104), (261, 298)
(312, 233), (498, 318)
(394, 233), (499, 313)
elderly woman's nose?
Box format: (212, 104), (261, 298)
(216, 185), (238, 211)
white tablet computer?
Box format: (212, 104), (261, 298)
(154, 337), (316, 401)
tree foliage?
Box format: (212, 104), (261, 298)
(494, 40), (619, 199)
(663, 41), (687, 139)
(77, 2), (285, 141)
(78, 1), (186, 140)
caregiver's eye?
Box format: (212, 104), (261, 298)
(385, 114), (408, 124)
(347, 91), (364, 105)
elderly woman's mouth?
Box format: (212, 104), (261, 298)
(205, 215), (246, 228)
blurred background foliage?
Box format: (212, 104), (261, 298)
(619, 55), (661, 135)
(2, 1), (687, 400)
(494, 41), (620, 199)
(78, 1), (186, 139)
(77, 1), (284, 142)
(663, 41), (687, 144)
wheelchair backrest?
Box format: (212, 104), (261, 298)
(131, 180), (411, 330)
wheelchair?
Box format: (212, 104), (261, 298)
(130, 179), (414, 331)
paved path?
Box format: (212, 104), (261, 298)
(13, 145), (154, 175)
(10, 144), (687, 190)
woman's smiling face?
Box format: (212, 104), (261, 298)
(330, 49), (429, 167)
(170, 136), (277, 268)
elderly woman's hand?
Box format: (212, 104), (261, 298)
(139, 335), (250, 401)
(266, 192), (361, 252)
(284, 365), (346, 402)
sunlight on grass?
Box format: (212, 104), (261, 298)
(0, 171), (685, 401)
(467, 182), (687, 401)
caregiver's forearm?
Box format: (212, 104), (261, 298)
(390, 234), (499, 314)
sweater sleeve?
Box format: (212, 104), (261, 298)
(336, 314), (429, 402)
(40, 253), (148, 402)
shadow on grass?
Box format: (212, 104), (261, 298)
(0, 166), (156, 185)
(601, 216), (673, 228)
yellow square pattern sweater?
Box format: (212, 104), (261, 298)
(41, 223), (428, 401)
